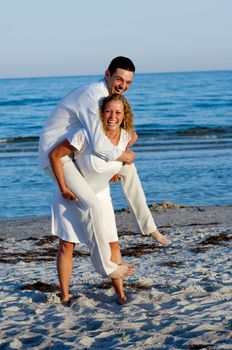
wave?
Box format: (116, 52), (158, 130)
(175, 126), (232, 137)
(193, 101), (232, 108)
(0, 136), (39, 155)
(0, 136), (39, 143)
(136, 125), (232, 138)
(1, 126), (232, 146)
(1, 126), (232, 156)
(0, 97), (58, 107)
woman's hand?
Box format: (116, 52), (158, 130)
(61, 188), (78, 201)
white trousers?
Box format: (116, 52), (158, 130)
(48, 158), (157, 276)
(119, 164), (157, 235)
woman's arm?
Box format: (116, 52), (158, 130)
(49, 140), (78, 200)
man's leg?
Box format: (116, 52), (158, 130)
(119, 164), (170, 245)
(57, 239), (75, 305)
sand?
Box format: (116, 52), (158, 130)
(0, 202), (231, 349)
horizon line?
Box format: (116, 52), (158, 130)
(0, 68), (232, 81)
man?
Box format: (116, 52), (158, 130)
(39, 56), (169, 305)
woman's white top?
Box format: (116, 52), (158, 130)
(70, 128), (130, 193)
(51, 128), (131, 244)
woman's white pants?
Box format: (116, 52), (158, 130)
(48, 157), (157, 277)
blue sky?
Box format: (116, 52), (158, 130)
(1, 0), (232, 78)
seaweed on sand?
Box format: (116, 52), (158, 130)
(20, 281), (59, 293)
(191, 232), (232, 254)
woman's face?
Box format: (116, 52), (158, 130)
(102, 100), (124, 132)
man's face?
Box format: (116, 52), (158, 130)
(105, 68), (134, 94)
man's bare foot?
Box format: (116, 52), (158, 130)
(150, 229), (170, 246)
(108, 264), (135, 279)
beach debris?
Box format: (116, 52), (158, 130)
(36, 235), (58, 246)
(118, 230), (138, 237)
(115, 207), (130, 213)
(200, 232), (232, 245)
(96, 280), (153, 291)
(20, 281), (59, 293)
(191, 246), (209, 254)
(19, 236), (39, 241)
(188, 344), (215, 349)
(191, 232), (232, 254)
(0, 250), (55, 263)
(161, 260), (185, 267)
(121, 243), (162, 257)
(120, 331), (126, 341)
(149, 201), (181, 212)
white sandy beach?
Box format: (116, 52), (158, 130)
(0, 202), (231, 349)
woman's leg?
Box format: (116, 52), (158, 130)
(57, 239), (75, 305)
(48, 159), (134, 278)
(109, 241), (128, 303)
(62, 159), (135, 278)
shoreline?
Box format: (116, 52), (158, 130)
(1, 201), (232, 240)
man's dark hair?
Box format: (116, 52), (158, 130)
(108, 56), (135, 75)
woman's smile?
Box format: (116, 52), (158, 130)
(103, 100), (124, 132)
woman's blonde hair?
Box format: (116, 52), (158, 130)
(100, 94), (134, 135)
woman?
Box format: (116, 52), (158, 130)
(49, 94), (168, 305)
(50, 94), (137, 305)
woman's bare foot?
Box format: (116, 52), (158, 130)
(108, 264), (135, 279)
(61, 299), (71, 307)
(116, 295), (128, 305)
(150, 229), (170, 246)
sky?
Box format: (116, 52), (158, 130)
(0, 0), (232, 78)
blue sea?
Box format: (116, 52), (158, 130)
(1, 71), (232, 220)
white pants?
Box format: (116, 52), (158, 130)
(48, 158), (157, 276)
(119, 163), (157, 234)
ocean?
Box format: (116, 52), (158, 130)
(0, 71), (232, 220)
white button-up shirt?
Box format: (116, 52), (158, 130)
(38, 79), (124, 169)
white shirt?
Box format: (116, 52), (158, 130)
(68, 128), (131, 193)
(38, 79), (124, 169)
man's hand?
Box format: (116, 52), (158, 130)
(116, 149), (135, 165)
(127, 131), (138, 148)
(123, 149), (135, 164)
(110, 174), (122, 183)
